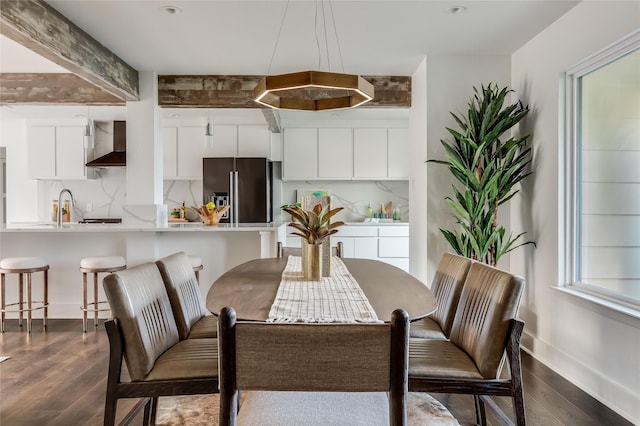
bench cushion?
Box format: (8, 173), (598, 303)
(144, 338), (218, 381)
(237, 391), (390, 426)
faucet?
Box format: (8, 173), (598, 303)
(57, 189), (75, 228)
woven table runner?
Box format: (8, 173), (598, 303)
(267, 256), (381, 323)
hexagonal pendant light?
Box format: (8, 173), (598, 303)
(254, 1), (374, 111)
(254, 70), (374, 111)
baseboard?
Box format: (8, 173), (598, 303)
(522, 331), (639, 425)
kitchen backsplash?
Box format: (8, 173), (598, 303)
(36, 167), (408, 224)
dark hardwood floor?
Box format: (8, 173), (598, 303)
(0, 319), (633, 426)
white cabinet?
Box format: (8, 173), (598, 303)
(282, 126), (409, 181)
(208, 125), (271, 158)
(283, 128), (318, 180)
(388, 128), (410, 179)
(163, 127), (204, 180)
(27, 125), (91, 180)
(353, 128), (388, 179)
(318, 128), (353, 179)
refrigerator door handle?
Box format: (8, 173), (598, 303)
(233, 171), (239, 225)
(229, 170), (234, 225)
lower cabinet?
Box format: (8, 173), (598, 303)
(282, 224), (410, 272)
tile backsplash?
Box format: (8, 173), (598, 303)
(37, 166), (409, 224)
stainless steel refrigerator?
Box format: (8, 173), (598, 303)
(202, 158), (272, 224)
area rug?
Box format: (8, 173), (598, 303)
(155, 392), (460, 425)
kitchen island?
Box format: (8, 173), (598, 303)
(0, 222), (283, 319)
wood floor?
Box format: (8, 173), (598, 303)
(0, 319), (633, 426)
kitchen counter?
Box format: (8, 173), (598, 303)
(1, 222), (281, 232)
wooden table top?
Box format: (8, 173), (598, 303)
(206, 257), (436, 322)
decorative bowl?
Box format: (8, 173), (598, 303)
(191, 205), (230, 226)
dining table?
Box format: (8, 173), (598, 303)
(206, 257), (436, 322)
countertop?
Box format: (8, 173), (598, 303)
(1, 222), (282, 233)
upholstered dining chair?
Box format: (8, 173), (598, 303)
(218, 306), (410, 426)
(156, 251), (218, 339)
(102, 262), (219, 426)
(408, 261), (526, 426)
(409, 252), (473, 339)
(276, 241), (343, 258)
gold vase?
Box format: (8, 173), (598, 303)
(302, 240), (323, 281)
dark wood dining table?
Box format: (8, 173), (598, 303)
(206, 257), (436, 322)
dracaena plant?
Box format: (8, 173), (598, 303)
(428, 83), (535, 266)
(282, 203), (345, 245)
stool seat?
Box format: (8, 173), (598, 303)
(80, 256), (126, 271)
(1, 257), (49, 333)
(80, 256), (126, 332)
(0, 257), (48, 271)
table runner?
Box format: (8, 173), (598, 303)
(267, 256), (382, 323)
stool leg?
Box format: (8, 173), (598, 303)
(18, 273), (24, 328)
(82, 272), (88, 332)
(1, 273), (5, 332)
(43, 269), (48, 330)
(93, 272), (99, 329)
(26, 272), (32, 333)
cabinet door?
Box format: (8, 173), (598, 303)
(162, 127), (178, 178)
(283, 128), (318, 180)
(209, 125), (238, 157)
(318, 128), (352, 179)
(353, 128), (387, 178)
(177, 127), (204, 179)
(388, 128), (409, 179)
(27, 126), (56, 179)
(238, 125), (270, 157)
(55, 127), (86, 179)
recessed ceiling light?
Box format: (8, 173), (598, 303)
(160, 5), (182, 15)
(74, 114), (85, 118)
(447, 6), (467, 14)
(170, 114), (180, 118)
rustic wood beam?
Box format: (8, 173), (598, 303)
(158, 75), (411, 108)
(0, 73), (125, 105)
(261, 109), (281, 133)
(0, 0), (138, 101)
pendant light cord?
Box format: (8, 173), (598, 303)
(328, 0), (345, 73)
(266, 0), (290, 75)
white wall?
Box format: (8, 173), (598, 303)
(510, 2), (640, 423)
(424, 55), (511, 282)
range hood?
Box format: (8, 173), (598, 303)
(86, 121), (126, 167)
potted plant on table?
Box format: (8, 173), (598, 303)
(428, 83), (535, 266)
(281, 203), (344, 280)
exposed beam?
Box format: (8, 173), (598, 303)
(0, 73), (125, 105)
(0, 0), (138, 102)
(158, 75), (411, 108)
(261, 109), (281, 133)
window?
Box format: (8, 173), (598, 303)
(564, 30), (640, 310)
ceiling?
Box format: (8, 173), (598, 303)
(0, 0), (580, 120)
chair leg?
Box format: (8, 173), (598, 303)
(1, 273), (5, 332)
(474, 394), (487, 426)
(26, 273), (32, 333)
(103, 393), (118, 426)
(18, 273), (24, 327)
(149, 396), (159, 425)
(93, 272), (100, 328)
(43, 269), (48, 329)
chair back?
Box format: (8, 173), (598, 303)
(218, 307), (409, 425)
(277, 242), (343, 258)
(430, 253), (473, 336)
(156, 251), (209, 340)
(103, 262), (180, 381)
(449, 262), (525, 379)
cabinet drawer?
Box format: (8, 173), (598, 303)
(339, 226), (378, 237)
(378, 237), (409, 258)
(379, 226), (409, 237)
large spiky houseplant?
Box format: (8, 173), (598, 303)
(429, 83), (535, 266)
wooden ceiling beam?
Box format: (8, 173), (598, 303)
(0, 0), (138, 102)
(0, 73), (125, 105)
(158, 75), (411, 108)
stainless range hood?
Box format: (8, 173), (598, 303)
(86, 121), (126, 167)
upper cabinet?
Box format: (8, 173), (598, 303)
(206, 125), (271, 158)
(282, 126), (409, 181)
(27, 125), (93, 180)
(162, 127), (204, 180)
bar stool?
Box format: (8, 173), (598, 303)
(0, 257), (49, 333)
(80, 256), (126, 332)
(188, 256), (203, 284)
